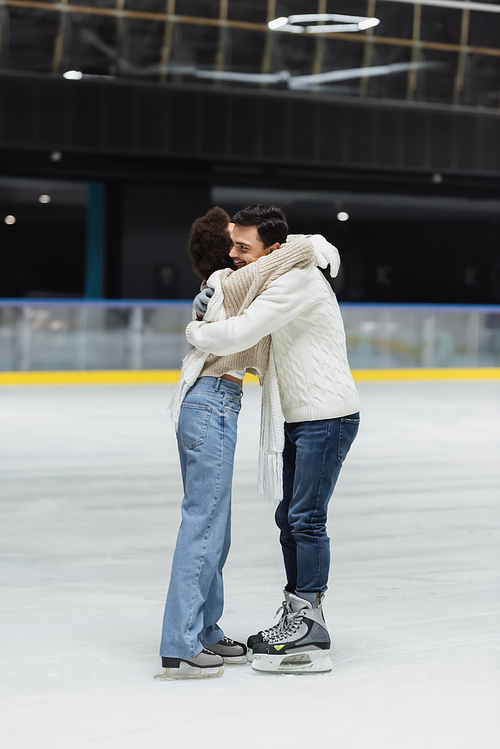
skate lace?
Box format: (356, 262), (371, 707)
(267, 610), (304, 644)
(261, 600), (292, 639)
(218, 637), (235, 646)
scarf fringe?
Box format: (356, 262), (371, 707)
(258, 450), (283, 505)
(168, 376), (191, 430)
(258, 343), (284, 503)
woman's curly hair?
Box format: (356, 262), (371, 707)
(188, 206), (234, 281)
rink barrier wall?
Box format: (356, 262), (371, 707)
(1, 369), (499, 386)
(1, 301), (500, 373)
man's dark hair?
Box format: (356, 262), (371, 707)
(232, 204), (288, 248)
(188, 206), (234, 280)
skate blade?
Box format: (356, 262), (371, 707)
(154, 665), (224, 680)
(251, 652), (332, 674)
(223, 655), (247, 665)
(246, 649), (254, 663)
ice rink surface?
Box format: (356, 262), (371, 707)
(1, 381), (499, 749)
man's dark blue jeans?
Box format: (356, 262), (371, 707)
(275, 413), (360, 596)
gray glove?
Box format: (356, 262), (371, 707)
(193, 287), (214, 318)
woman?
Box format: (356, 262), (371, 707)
(156, 206), (317, 680)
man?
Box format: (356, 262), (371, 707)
(188, 203), (360, 674)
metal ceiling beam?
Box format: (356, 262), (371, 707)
(453, 5), (471, 105)
(51, 0), (68, 75)
(113, 0), (127, 79)
(407, 2), (422, 101)
(215, 0), (228, 86)
(312, 0), (328, 85)
(359, 0), (378, 98)
(159, 0), (177, 84)
(261, 0), (276, 86)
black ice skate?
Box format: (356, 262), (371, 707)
(207, 637), (247, 664)
(246, 590), (292, 661)
(154, 649), (224, 680)
(251, 593), (333, 674)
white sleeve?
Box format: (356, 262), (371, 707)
(186, 269), (307, 356)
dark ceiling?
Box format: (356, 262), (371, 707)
(0, 0), (499, 108)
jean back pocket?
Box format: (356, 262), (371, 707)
(338, 413), (360, 463)
(178, 403), (212, 449)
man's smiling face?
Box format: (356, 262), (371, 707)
(229, 225), (279, 268)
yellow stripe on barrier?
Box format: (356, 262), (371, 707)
(0, 370), (181, 386)
(0, 368), (499, 386)
(351, 368), (500, 381)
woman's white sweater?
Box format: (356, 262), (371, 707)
(186, 238), (360, 424)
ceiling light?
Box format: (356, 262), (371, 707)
(268, 17), (288, 30)
(63, 70), (83, 80)
(358, 19), (380, 30)
(50, 151), (62, 162)
(39, 194), (51, 204)
(290, 60), (439, 89)
(4, 215), (16, 225)
(168, 60), (437, 89)
(268, 13), (380, 34)
(376, 0), (500, 14)
(337, 212), (349, 222)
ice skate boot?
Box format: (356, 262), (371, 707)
(207, 637), (247, 664)
(246, 590), (292, 662)
(154, 649), (224, 680)
(251, 593), (332, 674)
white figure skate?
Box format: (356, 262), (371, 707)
(208, 637), (247, 664)
(154, 649), (224, 680)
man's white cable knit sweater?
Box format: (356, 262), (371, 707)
(186, 236), (360, 424)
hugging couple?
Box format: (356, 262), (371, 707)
(155, 203), (360, 679)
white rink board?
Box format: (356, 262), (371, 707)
(0, 382), (499, 749)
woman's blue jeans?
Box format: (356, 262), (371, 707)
(275, 414), (360, 596)
(160, 377), (242, 659)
